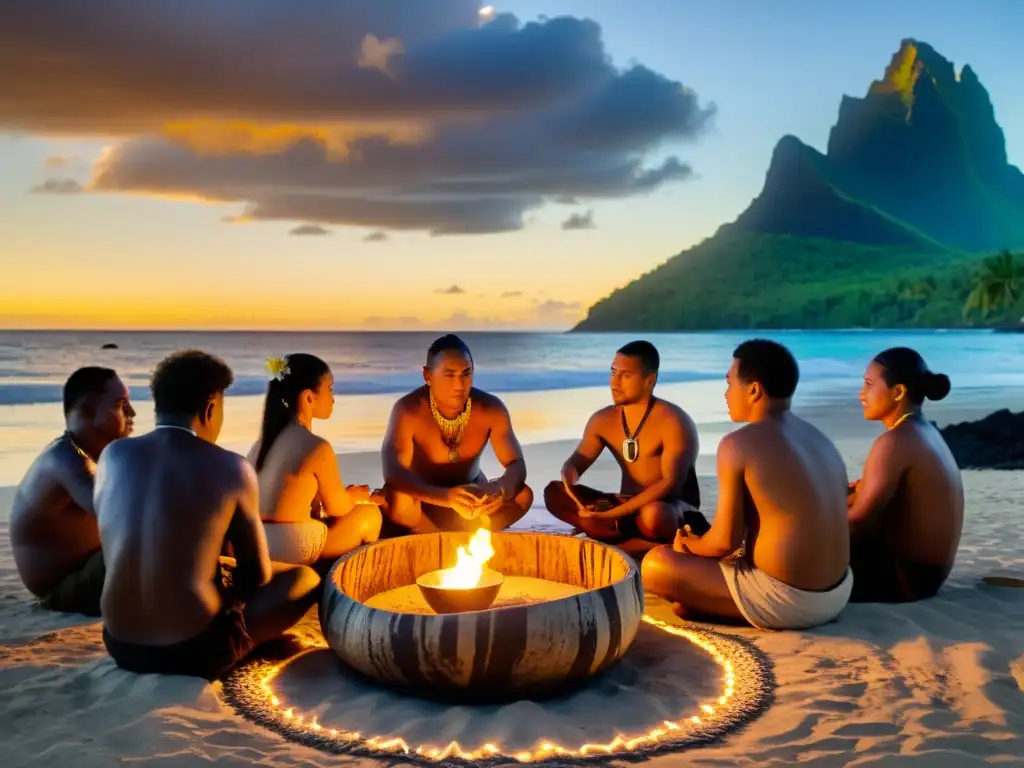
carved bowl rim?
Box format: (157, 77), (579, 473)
(322, 529), (642, 620)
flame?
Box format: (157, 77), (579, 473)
(436, 528), (494, 589)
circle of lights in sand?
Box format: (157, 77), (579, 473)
(223, 614), (775, 764)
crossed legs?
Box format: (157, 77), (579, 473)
(382, 477), (533, 535)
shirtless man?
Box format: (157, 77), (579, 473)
(544, 341), (707, 555)
(381, 334), (533, 534)
(97, 350), (320, 681)
(643, 340), (852, 630)
(10, 367), (134, 615)
(847, 347), (963, 602)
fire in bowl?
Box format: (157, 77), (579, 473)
(319, 530), (644, 703)
(415, 567), (504, 613)
(415, 527), (505, 614)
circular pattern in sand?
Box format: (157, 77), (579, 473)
(223, 614), (775, 764)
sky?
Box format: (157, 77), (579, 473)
(1, 0), (1022, 331)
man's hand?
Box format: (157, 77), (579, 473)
(448, 485), (486, 520)
(467, 481), (506, 517)
(578, 496), (624, 519)
(561, 464), (580, 487)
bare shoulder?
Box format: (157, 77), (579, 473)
(656, 399), (697, 433)
(392, 388), (428, 418)
(470, 388), (512, 421)
(215, 444), (258, 492)
(869, 426), (905, 460)
(469, 388), (504, 411)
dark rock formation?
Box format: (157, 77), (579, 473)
(939, 409), (1024, 469)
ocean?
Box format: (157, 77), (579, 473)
(1, 329), (1022, 485)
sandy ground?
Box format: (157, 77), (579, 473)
(1, 399), (1022, 767)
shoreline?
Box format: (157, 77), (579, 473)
(0, 376), (1019, 487)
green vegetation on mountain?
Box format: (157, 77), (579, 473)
(576, 40), (1024, 331)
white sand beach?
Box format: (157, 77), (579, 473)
(1, 397), (1022, 767)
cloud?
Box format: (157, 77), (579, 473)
(561, 209), (595, 230)
(289, 223), (330, 236)
(500, 290), (523, 298)
(0, 1), (610, 134)
(44, 154), (73, 169)
(361, 296), (582, 330)
(435, 284), (466, 295)
(2, 2), (714, 235)
(363, 230), (388, 242)
(29, 178), (83, 194)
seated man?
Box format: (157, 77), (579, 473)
(544, 340), (707, 555)
(97, 350), (320, 681)
(10, 367), (135, 615)
(847, 347), (963, 602)
(381, 334), (533, 533)
(643, 340), (852, 630)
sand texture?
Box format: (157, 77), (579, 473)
(2, 407), (1023, 767)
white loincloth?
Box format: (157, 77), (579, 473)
(720, 559), (853, 630)
(263, 520), (328, 566)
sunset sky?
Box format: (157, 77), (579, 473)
(2, 0), (1022, 331)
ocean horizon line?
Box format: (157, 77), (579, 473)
(0, 327), (998, 335)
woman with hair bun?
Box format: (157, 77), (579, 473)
(247, 354), (382, 569)
(846, 347), (964, 602)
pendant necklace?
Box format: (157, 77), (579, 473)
(429, 389), (472, 463)
(621, 397), (656, 463)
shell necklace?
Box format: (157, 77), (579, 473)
(429, 389), (472, 462)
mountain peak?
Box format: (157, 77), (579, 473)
(735, 38), (1024, 252)
(865, 39), (959, 119)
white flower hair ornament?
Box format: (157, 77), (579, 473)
(265, 356), (290, 382)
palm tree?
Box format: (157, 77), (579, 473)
(963, 250), (1022, 324)
(897, 277), (936, 323)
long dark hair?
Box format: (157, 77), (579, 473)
(873, 347), (950, 405)
(254, 353), (331, 472)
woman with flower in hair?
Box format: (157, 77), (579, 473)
(247, 354), (382, 568)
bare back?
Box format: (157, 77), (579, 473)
(10, 440), (101, 596)
(248, 425), (324, 523)
(97, 430), (263, 645)
(863, 421), (964, 566)
(584, 400), (699, 499)
(736, 414), (849, 590)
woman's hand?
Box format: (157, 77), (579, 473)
(673, 525), (698, 554)
(346, 484), (371, 503)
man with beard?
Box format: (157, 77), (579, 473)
(380, 334), (533, 533)
(10, 367), (135, 615)
(543, 341), (707, 555)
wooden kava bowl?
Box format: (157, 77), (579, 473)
(319, 531), (644, 703)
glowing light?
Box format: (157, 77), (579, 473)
(242, 615), (750, 763)
(436, 528), (495, 589)
(479, 5), (496, 17)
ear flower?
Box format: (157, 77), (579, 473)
(266, 356), (290, 381)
